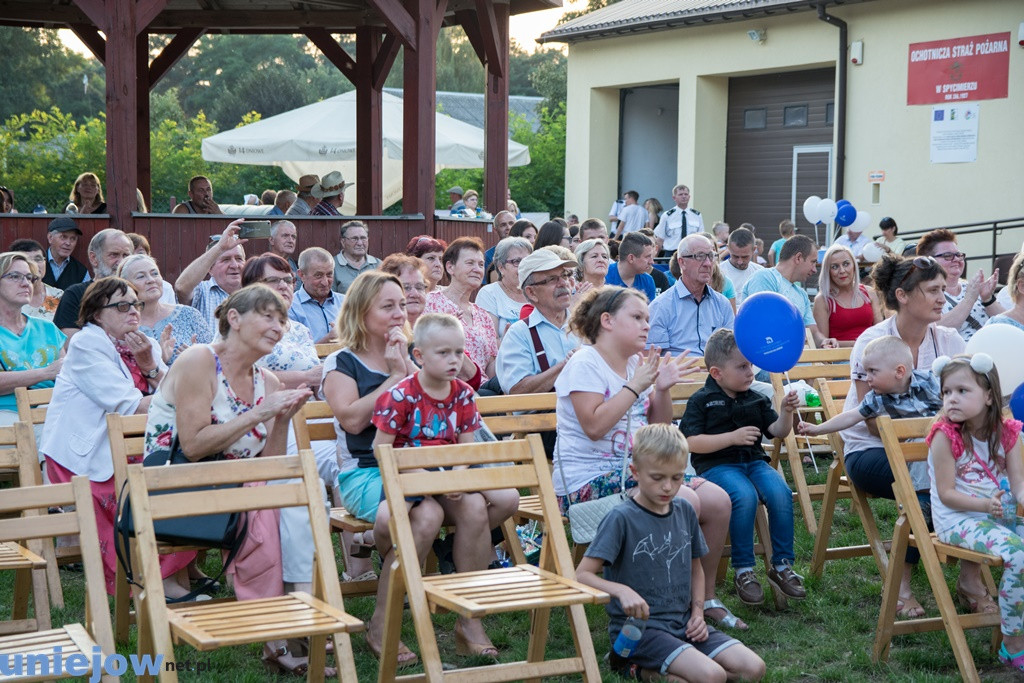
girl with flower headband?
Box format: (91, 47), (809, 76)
(927, 352), (1024, 672)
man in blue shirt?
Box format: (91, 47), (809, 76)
(288, 247), (343, 343)
(648, 234), (735, 355)
(605, 232), (657, 301)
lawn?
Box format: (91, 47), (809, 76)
(2, 464), (1020, 681)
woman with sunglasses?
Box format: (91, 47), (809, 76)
(839, 254), (988, 619)
(916, 229), (1003, 341)
(38, 277), (197, 600)
(0, 252), (65, 427)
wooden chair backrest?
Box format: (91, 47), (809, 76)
(476, 393), (558, 437)
(106, 413), (150, 490)
(15, 386), (52, 426)
(816, 378), (854, 457)
(0, 422), (40, 485)
(292, 400), (337, 451)
(769, 347), (853, 403)
(876, 416), (935, 533)
(0, 476), (114, 655)
(316, 343), (342, 359)
(377, 434), (575, 576)
(671, 379), (706, 421)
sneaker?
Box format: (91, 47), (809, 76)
(767, 564), (807, 600)
(734, 571), (764, 605)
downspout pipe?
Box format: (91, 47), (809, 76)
(817, 3), (847, 240)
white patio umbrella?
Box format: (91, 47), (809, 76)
(201, 90), (531, 214)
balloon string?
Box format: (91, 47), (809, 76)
(785, 370), (819, 475)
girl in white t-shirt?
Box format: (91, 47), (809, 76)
(554, 286), (749, 630)
(928, 354), (1024, 672)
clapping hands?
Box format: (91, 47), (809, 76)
(630, 348), (701, 394)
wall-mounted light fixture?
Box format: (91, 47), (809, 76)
(747, 28), (766, 44)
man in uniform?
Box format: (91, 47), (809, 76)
(654, 183), (703, 257)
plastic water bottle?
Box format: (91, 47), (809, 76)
(1000, 478), (1016, 525)
(32, 204), (46, 214)
(613, 617), (645, 657)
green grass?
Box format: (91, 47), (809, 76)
(2, 464), (1021, 681)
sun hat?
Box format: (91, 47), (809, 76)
(311, 171), (353, 200)
(296, 174), (320, 193)
(518, 249), (577, 289)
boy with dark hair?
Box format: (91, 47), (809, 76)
(606, 232), (657, 301)
(577, 423), (765, 681)
(681, 328), (804, 606)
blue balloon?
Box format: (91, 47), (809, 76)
(734, 292), (805, 373)
(1011, 383), (1024, 421)
(835, 203), (857, 227)
(836, 199), (852, 210)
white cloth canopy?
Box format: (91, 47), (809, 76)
(201, 91), (530, 214)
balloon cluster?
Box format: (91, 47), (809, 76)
(964, 326), (1024, 422)
(802, 195), (871, 233)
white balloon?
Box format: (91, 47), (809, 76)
(861, 242), (884, 263)
(852, 210), (872, 232)
(802, 195), (822, 224)
(965, 325), (1024, 392)
(816, 198), (838, 223)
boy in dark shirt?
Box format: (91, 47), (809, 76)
(577, 423), (764, 681)
(681, 328), (805, 606)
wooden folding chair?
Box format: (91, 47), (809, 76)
(14, 386), (51, 427)
(315, 342), (342, 360)
(0, 475), (117, 681)
(809, 379), (891, 578)
(376, 433), (608, 682)
(125, 449), (363, 683)
(873, 416), (1001, 683)
(0, 421), (55, 634)
(292, 400), (377, 597)
(768, 346), (853, 535)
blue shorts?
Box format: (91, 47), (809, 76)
(613, 624), (739, 675)
(337, 467), (383, 523)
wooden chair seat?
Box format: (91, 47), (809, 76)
(166, 593), (363, 650)
(0, 542), (46, 570)
(512, 494), (544, 523)
(422, 565), (607, 618)
(330, 506), (373, 533)
(0, 624), (107, 682)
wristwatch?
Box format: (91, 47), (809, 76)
(144, 368), (159, 379)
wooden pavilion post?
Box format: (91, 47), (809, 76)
(483, 1), (510, 217)
(103, 0), (141, 231)
(136, 31), (151, 210)
(355, 27), (384, 215)
(401, 0), (445, 219)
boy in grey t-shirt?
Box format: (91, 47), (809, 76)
(576, 424), (765, 681)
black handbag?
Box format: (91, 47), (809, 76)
(115, 436), (248, 603)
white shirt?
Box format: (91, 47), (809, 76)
(616, 203), (647, 236)
(654, 206), (703, 252)
(719, 259), (764, 304)
(834, 233), (871, 258)
(475, 282), (524, 338)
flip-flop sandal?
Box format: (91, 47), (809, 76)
(999, 643), (1024, 672)
(703, 599), (749, 631)
(895, 594), (925, 619)
(956, 584), (999, 614)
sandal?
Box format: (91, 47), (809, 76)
(366, 633), (419, 668)
(349, 532), (375, 559)
(454, 620), (498, 658)
(342, 570), (379, 582)
(999, 643), (1024, 673)
(703, 599), (749, 631)
(895, 593), (925, 619)
(262, 644), (337, 678)
(956, 584), (998, 614)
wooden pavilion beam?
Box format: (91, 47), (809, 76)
(363, 0), (416, 49)
(355, 26), (383, 215)
(373, 33), (401, 90)
(148, 28), (206, 87)
(304, 28), (357, 81)
(150, 11), (364, 30)
(68, 23), (106, 64)
(473, 0), (504, 78)
(71, 0), (106, 30)
(483, 0), (509, 214)
(136, 31), (152, 208)
(454, 9), (486, 66)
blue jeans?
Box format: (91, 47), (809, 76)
(702, 461), (795, 569)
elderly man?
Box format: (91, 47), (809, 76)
(496, 249), (580, 395)
(285, 175), (319, 216)
(271, 190), (296, 215)
(52, 229), (134, 337)
(834, 224), (871, 262)
(605, 232), (657, 301)
(174, 222), (246, 327)
(332, 220), (379, 294)
(719, 227), (763, 305)
(289, 247), (344, 343)
(172, 175), (223, 215)
(311, 171), (353, 216)
(268, 220), (299, 275)
(448, 186), (466, 216)
(648, 234), (735, 356)
(742, 234), (836, 349)
(484, 210), (516, 272)
(654, 183), (703, 257)
(42, 217), (89, 290)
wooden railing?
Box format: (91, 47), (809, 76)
(0, 213), (499, 281)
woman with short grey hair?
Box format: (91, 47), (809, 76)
(575, 238), (611, 292)
(475, 236), (533, 340)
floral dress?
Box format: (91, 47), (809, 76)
(424, 290), (498, 380)
(144, 345), (268, 459)
(256, 320), (317, 374)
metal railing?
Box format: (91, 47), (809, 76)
(898, 216), (1024, 276)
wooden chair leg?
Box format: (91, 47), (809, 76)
(753, 505), (787, 610)
(377, 557), (405, 683)
(571, 541), (587, 567)
(568, 603), (604, 682)
(850, 485), (889, 578)
(11, 566), (32, 622)
(919, 550), (980, 682)
(786, 440), (818, 536)
(501, 517), (527, 566)
(873, 515), (909, 664)
(115, 560), (132, 642)
(37, 540), (64, 609)
(525, 606), (551, 683)
(810, 457), (844, 577)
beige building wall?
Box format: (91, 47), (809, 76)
(564, 0), (1024, 263)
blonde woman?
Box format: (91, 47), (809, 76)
(643, 197), (663, 230)
(65, 172), (106, 214)
(812, 244), (883, 347)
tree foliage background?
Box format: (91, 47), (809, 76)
(0, 26), (568, 215)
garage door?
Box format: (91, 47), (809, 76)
(724, 68), (835, 241)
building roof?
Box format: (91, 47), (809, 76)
(384, 89), (545, 132)
(540, 0), (871, 44)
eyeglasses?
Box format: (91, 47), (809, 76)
(932, 251), (966, 262)
(504, 258), (524, 268)
(402, 283), (428, 294)
(102, 301), (145, 313)
(529, 271), (576, 287)
(1, 272), (40, 285)
(262, 276), (295, 286)
(897, 256), (938, 289)
(679, 253), (716, 263)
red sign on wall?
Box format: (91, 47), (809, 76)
(907, 32), (1010, 105)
